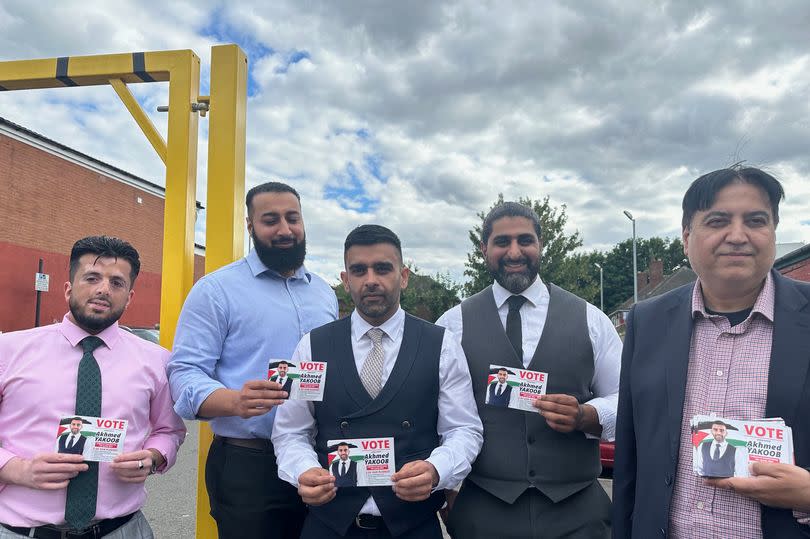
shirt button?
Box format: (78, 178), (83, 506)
(340, 421), (349, 430)
(716, 370), (723, 376)
(697, 501), (704, 510)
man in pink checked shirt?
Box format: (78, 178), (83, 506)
(0, 236), (186, 539)
(613, 167), (810, 538)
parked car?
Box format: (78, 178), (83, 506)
(600, 441), (615, 477)
(120, 326), (160, 344)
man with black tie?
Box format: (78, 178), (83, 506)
(57, 418), (87, 456)
(437, 202), (621, 538)
(330, 443), (359, 488)
(485, 368), (512, 408)
(271, 361), (295, 397)
(273, 224), (483, 538)
(613, 166), (810, 538)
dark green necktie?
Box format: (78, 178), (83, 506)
(65, 335), (103, 530)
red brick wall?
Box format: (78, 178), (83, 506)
(780, 259), (810, 282)
(0, 133), (206, 333)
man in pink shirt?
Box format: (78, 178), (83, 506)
(0, 236), (186, 538)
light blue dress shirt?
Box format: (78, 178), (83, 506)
(167, 249), (338, 438)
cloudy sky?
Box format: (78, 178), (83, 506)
(2, 1), (809, 284)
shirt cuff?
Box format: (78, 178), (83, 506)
(426, 448), (455, 491)
(794, 510), (810, 525)
(175, 380), (224, 420)
(584, 397), (615, 441)
(0, 448), (17, 492)
(143, 435), (183, 472)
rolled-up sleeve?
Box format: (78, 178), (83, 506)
(585, 304), (622, 442)
(167, 279), (229, 419)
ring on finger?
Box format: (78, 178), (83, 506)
(138, 460), (144, 470)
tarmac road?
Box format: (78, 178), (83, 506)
(143, 422), (613, 538)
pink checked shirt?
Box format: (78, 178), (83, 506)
(0, 315), (186, 527)
(668, 275), (776, 538)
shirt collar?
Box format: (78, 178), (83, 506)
(351, 306), (405, 343)
(691, 272), (775, 322)
(492, 277), (546, 309)
(246, 249), (312, 282)
(58, 313), (120, 350)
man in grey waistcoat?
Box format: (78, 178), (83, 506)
(437, 201), (622, 538)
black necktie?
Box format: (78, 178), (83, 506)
(506, 295), (527, 360)
(65, 336), (103, 530)
(713, 444), (720, 460)
(341, 462), (346, 476)
(497, 384), (503, 396)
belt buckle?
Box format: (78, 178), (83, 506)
(354, 515), (379, 530)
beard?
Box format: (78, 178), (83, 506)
(69, 296), (126, 333)
(489, 255), (540, 294)
(355, 289), (399, 322)
(253, 230), (307, 274)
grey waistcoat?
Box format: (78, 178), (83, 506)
(460, 283), (600, 503)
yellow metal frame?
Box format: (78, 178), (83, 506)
(0, 45), (248, 539)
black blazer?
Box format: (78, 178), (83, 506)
(613, 270), (810, 538)
(58, 432), (87, 455)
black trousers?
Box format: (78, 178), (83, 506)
(205, 437), (306, 539)
(300, 513), (443, 539)
(447, 480), (611, 539)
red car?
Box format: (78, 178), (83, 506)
(600, 441), (615, 476)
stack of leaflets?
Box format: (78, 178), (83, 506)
(55, 415), (128, 462)
(484, 364), (548, 412)
(326, 437), (395, 487)
(268, 359), (327, 401)
(690, 415), (794, 478)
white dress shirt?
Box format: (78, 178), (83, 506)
(436, 278), (622, 441)
(272, 307), (484, 516)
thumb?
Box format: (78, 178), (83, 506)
(748, 461), (778, 477)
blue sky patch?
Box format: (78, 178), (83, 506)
(274, 50), (311, 74)
(324, 163), (379, 213)
(801, 220), (810, 226)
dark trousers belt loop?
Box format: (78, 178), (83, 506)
(354, 514), (385, 530)
(1, 512), (135, 539)
(213, 435), (273, 451)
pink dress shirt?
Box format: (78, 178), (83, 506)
(669, 275), (775, 538)
(0, 315), (186, 527)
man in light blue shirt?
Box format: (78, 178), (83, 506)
(168, 181), (337, 539)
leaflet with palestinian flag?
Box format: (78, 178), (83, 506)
(54, 415), (128, 462)
(690, 415), (794, 478)
(485, 364), (548, 412)
(267, 359), (327, 401)
(325, 437), (395, 487)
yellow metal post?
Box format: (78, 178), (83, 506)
(194, 44), (248, 539)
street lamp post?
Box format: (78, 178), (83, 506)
(594, 262), (604, 312)
(623, 210), (638, 304)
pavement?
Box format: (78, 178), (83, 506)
(143, 422), (614, 538)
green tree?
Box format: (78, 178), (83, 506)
(602, 236), (688, 313)
(463, 194), (583, 297)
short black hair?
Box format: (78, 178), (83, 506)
(70, 416), (84, 423)
(498, 368), (509, 373)
(344, 225), (402, 261)
(481, 202), (542, 245)
(69, 236), (141, 286)
(338, 442), (350, 448)
(682, 166), (785, 230)
(246, 181), (301, 215)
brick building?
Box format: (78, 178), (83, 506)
(775, 243), (810, 282)
(0, 116), (204, 333)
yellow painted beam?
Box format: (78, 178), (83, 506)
(156, 50), (201, 355)
(109, 78), (168, 164)
(194, 44), (249, 539)
(0, 51), (173, 91)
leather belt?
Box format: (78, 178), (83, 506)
(1, 512), (135, 539)
(354, 514), (385, 530)
(214, 435), (272, 450)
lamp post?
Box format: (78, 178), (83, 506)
(623, 210), (638, 304)
(594, 262), (604, 312)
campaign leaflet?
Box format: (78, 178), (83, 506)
(267, 359), (327, 402)
(326, 437), (395, 487)
(484, 364), (548, 412)
(55, 415), (128, 462)
(691, 415), (794, 478)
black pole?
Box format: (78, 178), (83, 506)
(34, 258), (43, 327)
